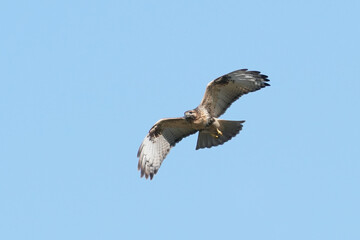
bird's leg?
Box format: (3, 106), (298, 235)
(211, 128), (223, 138)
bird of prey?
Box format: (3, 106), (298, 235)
(137, 69), (270, 179)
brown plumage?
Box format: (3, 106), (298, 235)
(137, 69), (270, 180)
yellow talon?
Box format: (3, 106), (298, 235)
(211, 133), (218, 138)
(211, 129), (223, 139)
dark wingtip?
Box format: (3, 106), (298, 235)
(260, 75), (269, 80)
(140, 167), (145, 178)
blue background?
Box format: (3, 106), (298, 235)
(1, 1), (359, 239)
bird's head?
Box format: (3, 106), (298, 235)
(184, 110), (197, 121)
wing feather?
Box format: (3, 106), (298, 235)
(137, 118), (197, 180)
(199, 69), (270, 117)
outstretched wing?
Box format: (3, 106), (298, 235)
(199, 69), (270, 118)
(137, 118), (197, 180)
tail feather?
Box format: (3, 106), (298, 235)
(196, 120), (244, 150)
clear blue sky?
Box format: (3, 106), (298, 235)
(1, 0), (359, 239)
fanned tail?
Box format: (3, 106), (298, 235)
(196, 120), (244, 150)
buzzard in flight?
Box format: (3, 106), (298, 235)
(137, 69), (270, 179)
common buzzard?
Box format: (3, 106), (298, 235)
(137, 69), (270, 179)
